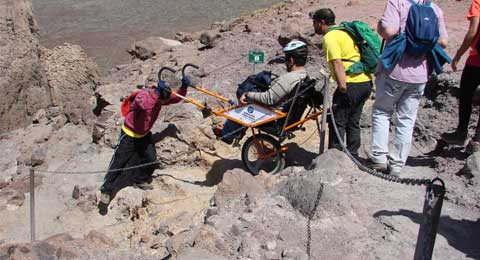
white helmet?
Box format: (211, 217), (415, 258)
(282, 40), (307, 52)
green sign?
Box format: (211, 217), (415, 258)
(248, 51), (265, 64)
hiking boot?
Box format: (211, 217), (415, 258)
(465, 140), (480, 154)
(133, 182), (154, 190)
(441, 130), (468, 146)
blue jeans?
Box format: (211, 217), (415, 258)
(370, 75), (425, 170)
(220, 120), (243, 143)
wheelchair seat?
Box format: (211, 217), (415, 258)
(259, 77), (322, 138)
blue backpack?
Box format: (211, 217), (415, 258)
(405, 0), (439, 58)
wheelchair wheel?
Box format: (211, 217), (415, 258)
(241, 134), (285, 175)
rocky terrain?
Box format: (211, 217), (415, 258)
(0, 0), (479, 259)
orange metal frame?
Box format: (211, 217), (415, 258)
(177, 85), (323, 160)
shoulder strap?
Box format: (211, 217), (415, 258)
(326, 25), (341, 33)
(408, 0), (431, 6)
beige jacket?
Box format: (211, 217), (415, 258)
(246, 69), (307, 109)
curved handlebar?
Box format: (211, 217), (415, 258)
(181, 63), (199, 78)
(158, 67), (176, 81)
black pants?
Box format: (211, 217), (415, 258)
(101, 130), (157, 194)
(328, 81), (373, 156)
(458, 64), (480, 141)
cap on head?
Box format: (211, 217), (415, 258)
(309, 8), (335, 25)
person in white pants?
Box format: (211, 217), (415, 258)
(370, 0), (448, 175)
(370, 76), (425, 174)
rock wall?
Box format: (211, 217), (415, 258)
(0, 0), (50, 132)
(0, 0), (100, 133)
(42, 44), (100, 126)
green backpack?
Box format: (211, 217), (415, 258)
(330, 21), (381, 75)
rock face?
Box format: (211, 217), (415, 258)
(42, 44), (100, 126)
(0, 1), (100, 133)
(0, 0), (50, 133)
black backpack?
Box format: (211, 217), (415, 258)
(236, 71), (275, 99)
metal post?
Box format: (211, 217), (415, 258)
(252, 63), (256, 75)
(319, 76), (329, 154)
(413, 178), (446, 260)
(29, 168), (36, 242)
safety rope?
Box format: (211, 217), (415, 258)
(328, 97), (432, 186)
(33, 160), (162, 175)
(204, 54), (247, 76)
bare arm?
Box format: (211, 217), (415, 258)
(437, 37), (448, 49)
(330, 59), (347, 93)
(452, 16), (479, 71)
(377, 21), (398, 41)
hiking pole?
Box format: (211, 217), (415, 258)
(413, 178), (446, 260)
(182, 63), (234, 105)
(29, 168), (36, 242)
(319, 74), (329, 154)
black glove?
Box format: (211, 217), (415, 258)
(181, 76), (192, 88)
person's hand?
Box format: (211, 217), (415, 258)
(451, 56), (460, 72)
(239, 93), (248, 105)
(181, 76), (192, 88)
(156, 80), (171, 98)
(338, 85), (347, 93)
(157, 80), (168, 89)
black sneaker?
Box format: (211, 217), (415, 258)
(98, 191), (111, 216)
(441, 131), (468, 145)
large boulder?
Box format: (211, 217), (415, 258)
(0, 0), (51, 133)
(41, 44), (100, 126)
(212, 169), (266, 207)
(461, 151), (480, 179)
(128, 37), (183, 60)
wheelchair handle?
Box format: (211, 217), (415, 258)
(158, 67), (176, 81)
(181, 63), (199, 79)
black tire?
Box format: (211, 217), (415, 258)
(241, 134), (285, 175)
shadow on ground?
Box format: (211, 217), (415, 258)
(194, 158), (244, 187)
(284, 142), (319, 169)
(374, 209), (480, 260)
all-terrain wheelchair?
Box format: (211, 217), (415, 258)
(160, 64), (325, 175)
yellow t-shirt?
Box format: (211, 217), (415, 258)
(322, 29), (372, 83)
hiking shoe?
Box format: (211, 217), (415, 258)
(441, 131), (468, 146)
(100, 192), (111, 204)
(388, 166), (401, 177)
(133, 183), (154, 190)
(367, 160), (388, 173)
(212, 123), (223, 137)
(98, 191), (111, 216)
(211, 124), (234, 145)
(465, 140), (480, 154)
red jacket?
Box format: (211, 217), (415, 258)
(123, 86), (187, 137)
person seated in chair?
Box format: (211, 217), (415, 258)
(213, 40), (309, 144)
